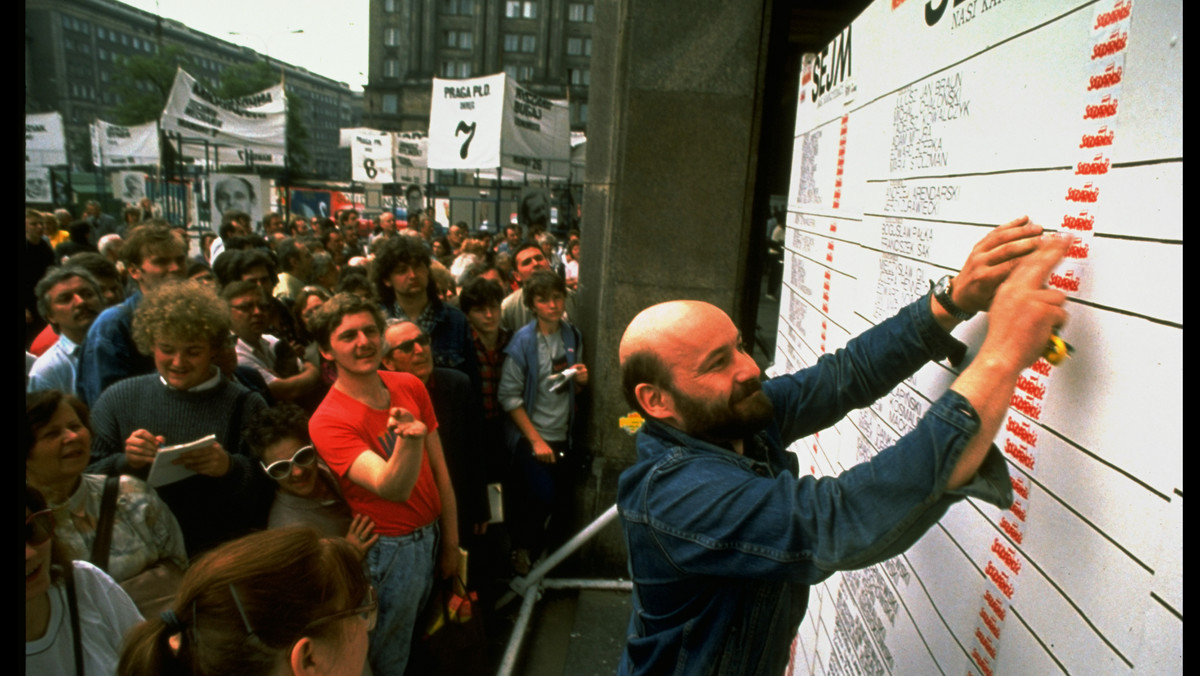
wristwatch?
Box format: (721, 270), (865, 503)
(931, 275), (975, 321)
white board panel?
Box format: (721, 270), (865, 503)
(782, 1), (1182, 674)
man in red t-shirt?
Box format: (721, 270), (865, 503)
(308, 293), (459, 676)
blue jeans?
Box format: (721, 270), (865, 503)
(366, 521), (438, 676)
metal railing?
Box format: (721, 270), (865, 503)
(495, 503), (630, 676)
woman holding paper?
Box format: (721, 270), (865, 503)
(88, 281), (274, 558)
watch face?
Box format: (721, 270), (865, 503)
(935, 275), (952, 295)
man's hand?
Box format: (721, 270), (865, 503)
(387, 407), (428, 439)
(573, 363), (589, 388)
(175, 442), (232, 477)
(532, 438), (556, 464)
(124, 429), (164, 470)
(439, 539), (461, 580)
(953, 215), (1044, 314)
(976, 235), (1071, 375)
(945, 234), (1070, 490)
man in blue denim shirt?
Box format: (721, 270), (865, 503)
(616, 218), (1070, 676)
(76, 223), (187, 405)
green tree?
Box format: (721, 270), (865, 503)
(109, 44), (189, 125)
(213, 61), (311, 176)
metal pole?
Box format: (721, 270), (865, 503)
(503, 503), (619, 602)
(494, 168), (502, 234)
(542, 579), (632, 591)
(496, 583), (541, 676)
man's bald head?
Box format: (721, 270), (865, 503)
(620, 300), (733, 418)
(621, 299), (774, 442)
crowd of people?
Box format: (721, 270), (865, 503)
(25, 199), (587, 676)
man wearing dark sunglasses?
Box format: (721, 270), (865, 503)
(382, 320), (490, 562)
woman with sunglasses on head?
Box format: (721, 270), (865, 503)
(120, 527), (375, 676)
(243, 403), (378, 556)
(26, 483), (143, 674)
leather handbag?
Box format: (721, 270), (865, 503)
(92, 476), (184, 616)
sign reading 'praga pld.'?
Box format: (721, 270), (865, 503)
(427, 73), (570, 177)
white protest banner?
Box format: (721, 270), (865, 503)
(394, 131), (429, 185)
(350, 129), (395, 184)
(161, 68), (287, 166)
(428, 73), (506, 170)
(502, 78), (571, 178)
(91, 119), (160, 167)
(178, 143), (288, 168)
(26, 112), (68, 167)
(339, 127), (369, 148)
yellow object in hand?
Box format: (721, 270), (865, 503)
(1043, 333), (1074, 365)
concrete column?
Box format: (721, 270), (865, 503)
(572, 0), (775, 574)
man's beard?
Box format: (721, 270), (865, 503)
(672, 378), (775, 443)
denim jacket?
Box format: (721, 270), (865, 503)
(386, 297), (475, 373)
(76, 291), (153, 406)
(616, 296), (1014, 676)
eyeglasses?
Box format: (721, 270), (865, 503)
(26, 509), (55, 546)
(260, 445), (317, 480)
(305, 586), (378, 633)
(388, 333), (430, 356)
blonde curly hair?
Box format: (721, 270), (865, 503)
(132, 280), (231, 354)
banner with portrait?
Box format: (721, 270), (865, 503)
(26, 167), (52, 203)
(209, 174), (267, 230)
(91, 119), (160, 167)
(26, 112), (68, 167)
(161, 68), (287, 167)
(112, 171), (147, 205)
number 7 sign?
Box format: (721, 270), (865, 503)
(428, 73), (506, 170)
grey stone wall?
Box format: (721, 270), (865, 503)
(569, 0), (773, 576)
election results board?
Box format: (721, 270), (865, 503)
(771, 1), (1181, 674)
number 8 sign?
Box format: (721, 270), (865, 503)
(350, 130), (394, 184)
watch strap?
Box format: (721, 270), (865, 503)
(931, 276), (975, 321)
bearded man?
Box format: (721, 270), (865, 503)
(615, 218), (1071, 676)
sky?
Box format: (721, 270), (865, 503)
(118, 0), (370, 90)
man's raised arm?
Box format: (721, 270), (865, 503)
(347, 406), (427, 501)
